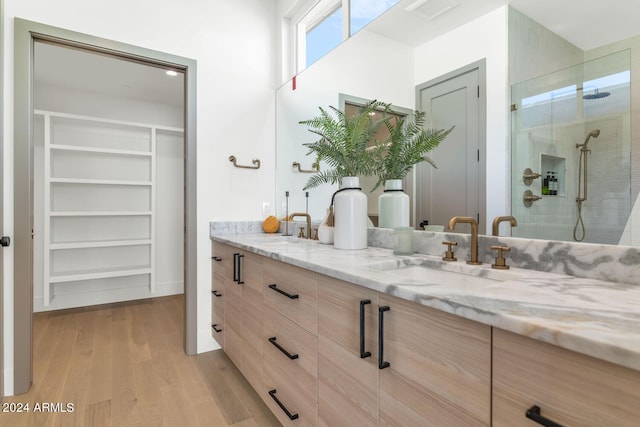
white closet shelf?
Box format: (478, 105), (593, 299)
(49, 211), (152, 217)
(50, 266), (152, 283)
(50, 239), (152, 250)
(50, 178), (152, 186)
(49, 143), (152, 157)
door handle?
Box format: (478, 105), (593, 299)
(0, 236), (10, 247)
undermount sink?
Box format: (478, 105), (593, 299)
(366, 255), (524, 284)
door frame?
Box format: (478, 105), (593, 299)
(13, 18), (198, 394)
(1, 0), (4, 400)
(415, 59), (487, 233)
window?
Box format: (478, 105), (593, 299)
(306, 6), (342, 68)
(294, 0), (400, 72)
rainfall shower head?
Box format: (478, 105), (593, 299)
(583, 88), (610, 99)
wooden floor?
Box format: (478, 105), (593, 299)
(1, 295), (281, 427)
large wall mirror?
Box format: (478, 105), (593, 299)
(275, 0), (640, 246)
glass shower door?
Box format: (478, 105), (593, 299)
(511, 50), (631, 244)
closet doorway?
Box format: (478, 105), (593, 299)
(13, 19), (198, 395)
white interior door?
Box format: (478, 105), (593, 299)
(416, 67), (484, 233)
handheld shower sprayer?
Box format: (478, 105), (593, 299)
(573, 129), (601, 241)
(577, 129), (600, 152)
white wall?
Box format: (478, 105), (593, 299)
(3, 0), (277, 395)
(413, 7), (509, 232)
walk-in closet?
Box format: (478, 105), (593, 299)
(32, 41), (185, 311)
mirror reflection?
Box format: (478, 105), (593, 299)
(276, 0), (640, 246)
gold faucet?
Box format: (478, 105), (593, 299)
(287, 212), (312, 239)
(447, 216), (481, 265)
(492, 216), (517, 236)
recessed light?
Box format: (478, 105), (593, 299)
(166, 70), (178, 77)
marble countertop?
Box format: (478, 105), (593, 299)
(211, 233), (640, 372)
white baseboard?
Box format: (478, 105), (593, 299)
(33, 281), (184, 312)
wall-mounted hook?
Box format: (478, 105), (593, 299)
(229, 155), (260, 169)
(292, 161), (319, 173)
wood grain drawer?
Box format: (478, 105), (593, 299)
(264, 258), (318, 335)
(263, 306), (317, 426)
(493, 328), (640, 427)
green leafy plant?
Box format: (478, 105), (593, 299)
(300, 100), (389, 190)
(371, 110), (453, 191)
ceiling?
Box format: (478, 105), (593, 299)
(367, 0), (640, 50)
(34, 42), (184, 107)
(33, 1), (640, 105)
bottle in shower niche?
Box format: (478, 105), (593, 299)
(543, 172), (551, 195)
(551, 172), (558, 195)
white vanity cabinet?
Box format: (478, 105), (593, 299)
(493, 328), (640, 427)
(316, 275), (491, 426)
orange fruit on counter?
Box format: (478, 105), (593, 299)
(262, 215), (280, 233)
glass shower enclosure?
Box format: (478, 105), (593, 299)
(511, 50), (631, 244)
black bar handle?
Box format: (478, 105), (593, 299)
(211, 324), (222, 333)
(378, 306), (390, 369)
(268, 389), (299, 420)
(526, 406), (564, 427)
(233, 253), (244, 284)
(360, 299), (371, 358)
(233, 253), (239, 283)
(212, 290), (222, 297)
(212, 256), (222, 262)
(268, 337), (299, 360)
(268, 284), (299, 299)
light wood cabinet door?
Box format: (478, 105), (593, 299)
(223, 245), (243, 369)
(264, 259), (318, 335)
(317, 276), (379, 427)
(241, 251), (264, 392)
(263, 306), (318, 427)
(378, 294), (491, 427)
(493, 328), (640, 427)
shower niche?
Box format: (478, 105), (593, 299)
(540, 154), (565, 197)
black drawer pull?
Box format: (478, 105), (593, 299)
(233, 253), (244, 284)
(211, 324), (222, 333)
(378, 306), (390, 369)
(360, 299), (371, 358)
(526, 405), (564, 427)
(268, 337), (299, 360)
(212, 256), (222, 262)
(268, 389), (299, 420)
(268, 283), (299, 299)
(212, 290), (222, 297)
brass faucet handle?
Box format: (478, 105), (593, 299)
(298, 227), (306, 239)
(442, 241), (458, 262)
(312, 227), (319, 240)
(490, 245), (511, 269)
